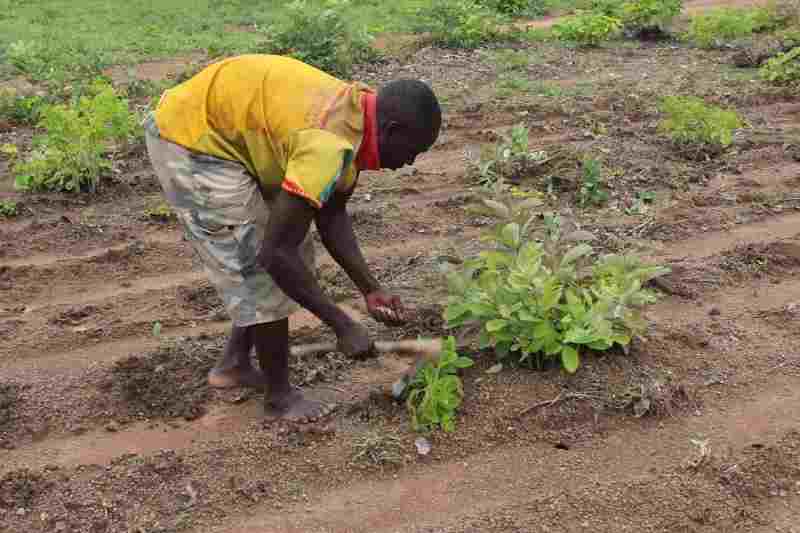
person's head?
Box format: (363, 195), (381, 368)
(375, 79), (441, 170)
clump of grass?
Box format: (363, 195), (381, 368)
(351, 430), (405, 468)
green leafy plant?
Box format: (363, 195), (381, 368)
(144, 201), (177, 222)
(687, 7), (779, 48)
(266, 0), (378, 76)
(0, 89), (46, 126)
(658, 96), (744, 155)
(484, 0), (534, 14)
(13, 79), (139, 193)
(405, 336), (474, 433)
(577, 157), (609, 207)
(5, 39), (110, 86)
(0, 200), (18, 217)
(760, 46), (800, 84)
(0, 143), (18, 160)
(417, 0), (504, 48)
(444, 199), (669, 373)
(552, 12), (623, 46)
(586, 0), (624, 17)
(471, 124), (548, 189)
(619, 0), (683, 34)
(625, 190), (656, 215)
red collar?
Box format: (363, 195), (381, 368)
(356, 92), (380, 171)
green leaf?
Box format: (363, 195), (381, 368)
(152, 321), (162, 337)
(540, 279), (562, 311)
(561, 345), (579, 373)
(479, 328), (492, 349)
(563, 327), (596, 345)
(495, 341), (512, 359)
(454, 356), (475, 368)
(561, 243), (593, 267)
(467, 303), (496, 317)
(486, 318), (509, 332)
(444, 304), (470, 323)
(501, 222), (521, 249)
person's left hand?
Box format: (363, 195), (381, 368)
(365, 290), (406, 325)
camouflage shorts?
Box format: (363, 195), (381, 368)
(143, 113), (315, 327)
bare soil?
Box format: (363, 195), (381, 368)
(2, 1), (800, 531)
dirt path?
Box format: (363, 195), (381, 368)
(211, 375), (800, 533)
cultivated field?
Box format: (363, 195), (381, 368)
(1, 0), (799, 531)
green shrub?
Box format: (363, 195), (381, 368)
(658, 96), (744, 154)
(688, 7), (779, 48)
(0, 200), (18, 217)
(620, 0), (683, 33)
(444, 203), (668, 373)
(417, 0), (504, 48)
(0, 89), (47, 125)
(484, 0), (535, 14)
(266, 0), (378, 76)
(14, 80), (139, 193)
(586, 0), (624, 17)
(552, 12), (623, 46)
(760, 46), (800, 84)
(405, 336), (474, 433)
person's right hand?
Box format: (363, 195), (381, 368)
(336, 321), (373, 359)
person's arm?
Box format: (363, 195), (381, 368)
(314, 189), (406, 324)
(257, 189), (370, 355)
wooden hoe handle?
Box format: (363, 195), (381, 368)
(289, 338), (443, 358)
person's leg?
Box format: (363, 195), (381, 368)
(144, 120), (267, 390)
(252, 318), (333, 422)
(207, 325), (266, 389)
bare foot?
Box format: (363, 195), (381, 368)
(207, 366), (266, 390)
(264, 387), (334, 423)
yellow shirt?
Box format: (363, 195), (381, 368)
(154, 54), (372, 207)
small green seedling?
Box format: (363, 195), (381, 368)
(405, 336), (474, 433)
(577, 157), (609, 207)
(144, 201), (176, 222)
(760, 47), (800, 85)
(0, 200), (19, 217)
(625, 191), (656, 215)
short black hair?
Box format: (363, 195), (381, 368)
(377, 79), (441, 144)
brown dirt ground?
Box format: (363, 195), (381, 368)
(2, 0), (800, 531)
